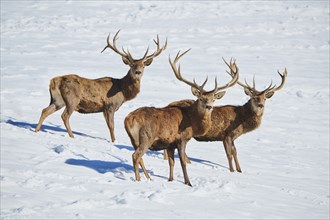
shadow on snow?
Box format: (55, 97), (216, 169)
(65, 158), (134, 174)
(114, 144), (228, 169)
(4, 118), (108, 141)
(4, 118), (228, 171)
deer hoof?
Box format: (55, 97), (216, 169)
(185, 182), (192, 187)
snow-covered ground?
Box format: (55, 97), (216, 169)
(1, 1), (329, 219)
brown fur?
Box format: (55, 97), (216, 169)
(171, 67), (287, 173)
(124, 51), (238, 186)
(35, 32), (166, 142)
(35, 70), (142, 142)
(168, 98), (264, 173)
(125, 97), (217, 187)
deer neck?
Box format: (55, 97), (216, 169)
(189, 101), (212, 136)
(121, 70), (141, 101)
(242, 99), (263, 132)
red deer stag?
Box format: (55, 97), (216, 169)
(35, 30), (167, 142)
(170, 60), (287, 172)
(124, 49), (239, 186)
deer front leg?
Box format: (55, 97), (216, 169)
(177, 141), (192, 187)
(103, 109), (115, 143)
(163, 150), (168, 160)
(223, 137), (234, 172)
(166, 148), (175, 182)
(232, 142), (242, 173)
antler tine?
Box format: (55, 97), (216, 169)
(142, 46), (150, 60)
(268, 68), (287, 92)
(216, 58), (240, 91)
(169, 49), (204, 91)
(264, 80), (276, 92)
(101, 30), (134, 62)
(194, 77), (209, 92)
(144, 35), (167, 61)
(100, 33), (112, 53)
(208, 77), (218, 93)
(122, 46), (135, 62)
(223, 57), (258, 92)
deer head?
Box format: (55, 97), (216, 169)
(101, 30), (167, 81)
(226, 63), (287, 116)
(169, 49), (239, 115)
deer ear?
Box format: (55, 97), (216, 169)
(265, 91), (275, 99)
(144, 58), (153, 66)
(244, 88), (254, 97)
(214, 91), (226, 100)
(191, 87), (201, 97)
(122, 57), (131, 65)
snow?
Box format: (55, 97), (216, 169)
(1, 1), (329, 219)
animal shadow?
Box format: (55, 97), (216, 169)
(65, 158), (134, 174)
(5, 118), (107, 141)
(114, 144), (227, 169)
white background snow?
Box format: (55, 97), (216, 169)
(1, 1), (329, 219)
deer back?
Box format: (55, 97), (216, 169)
(124, 106), (184, 147)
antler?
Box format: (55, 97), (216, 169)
(226, 61), (287, 94)
(101, 30), (134, 63)
(267, 68), (287, 93)
(143, 35), (168, 61)
(216, 58), (239, 92)
(169, 49), (209, 92)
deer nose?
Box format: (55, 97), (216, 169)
(258, 104), (264, 108)
(206, 105), (213, 110)
(135, 70), (142, 75)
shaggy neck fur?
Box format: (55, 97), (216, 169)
(190, 101), (212, 136)
(241, 99), (263, 133)
(121, 70), (141, 101)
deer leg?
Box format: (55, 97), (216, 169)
(184, 152), (191, 164)
(35, 103), (63, 132)
(163, 150), (168, 160)
(132, 143), (149, 182)
(167, 148), (175, 182)
(232, 142), (242, 173)
(177, 141), (192, 186)
(139, 158), (151, 180)
(61, 107), (75, 138)
(165, 149), (190, 164)
(224, 137), (234, 172)
(103, 109), (115, 143)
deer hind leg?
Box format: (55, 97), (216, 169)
(164, 149), (190, 164)
(224, 137), (234, 172)
(166, 148), (175, 182)
(61, 106), (75, 138)
(139, 158), (151, 180)
(232, 142), (242, 173)
(184, 152), (191, 164)
(103, 109), (115, 143)
(132, 141), (150, 182)
(35, 102), (65, 132)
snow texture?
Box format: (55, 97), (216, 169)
(1, 1), (329, 219)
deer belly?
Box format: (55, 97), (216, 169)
(150, 140), (176, 151)
(76, 100), (104, 113)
